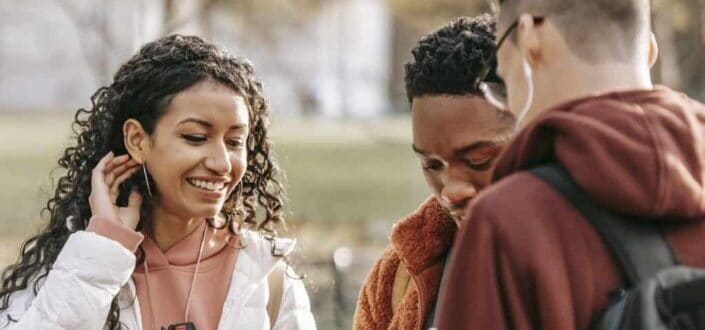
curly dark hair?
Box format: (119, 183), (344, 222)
(0, 34), (286, 329)
(404, 14), (502, 102)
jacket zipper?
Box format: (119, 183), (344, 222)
(410, 272), (428, 330)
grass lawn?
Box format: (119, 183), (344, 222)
(0, 112), (430, 252)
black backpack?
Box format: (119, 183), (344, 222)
(530, 164), (705, 330)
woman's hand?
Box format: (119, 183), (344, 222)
(89, 152), (143, 230)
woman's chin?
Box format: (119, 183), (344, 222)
(186, 204), (223, 220)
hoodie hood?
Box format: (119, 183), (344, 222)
(493, 86), (705, 221)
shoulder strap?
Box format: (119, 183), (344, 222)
(529, 163), (677, 286)
(267, 261), (286, 327)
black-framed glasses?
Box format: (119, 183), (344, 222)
(474, 16), (545, 110)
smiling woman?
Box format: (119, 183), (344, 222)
(0, 35), (315, 330)
(122, 81), (251, 251)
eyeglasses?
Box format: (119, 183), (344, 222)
(474, 16), (545, 110)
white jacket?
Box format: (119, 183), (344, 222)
(0, 229), (316, 329)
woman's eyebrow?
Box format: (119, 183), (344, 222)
(177, 118), (212, 128)
(177, 117), (248, 130)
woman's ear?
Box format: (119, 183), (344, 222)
(123, 119), (150, 164)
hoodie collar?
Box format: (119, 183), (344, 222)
(139, 220), (234, 268)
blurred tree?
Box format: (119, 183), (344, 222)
(213, 0), (330, 115)
(56, 0), (117, 85)
(218, 0), (325, 27)
(653, 0), (705, 99)
(388, 0), (486, 31)
(164, 0), (219, 37)
(48, 0), (705, 111)
(386, 0), (489, 112)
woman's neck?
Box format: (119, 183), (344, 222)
(148, 205), (204, 251)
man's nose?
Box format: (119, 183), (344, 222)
(441, 180), (478, 211)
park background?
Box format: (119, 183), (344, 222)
(1, 0), (703, 328)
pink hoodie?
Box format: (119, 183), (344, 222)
(87, 217), (238, 329)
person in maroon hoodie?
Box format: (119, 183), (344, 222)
(436, 0), (705, 329)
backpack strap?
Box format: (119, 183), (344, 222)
(267, 261), (286, 327)
(529, 163), (677, 286)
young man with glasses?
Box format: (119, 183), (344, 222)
(437, 0), (705, 329)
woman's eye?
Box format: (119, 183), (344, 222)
(181, 134), (207, 143)
(227, 139), (244, 148)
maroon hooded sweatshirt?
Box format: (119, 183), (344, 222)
(436, 86), (705, 330)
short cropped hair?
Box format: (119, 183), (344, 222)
(404, 14), (502, 102)
(497, 0), (651, 62)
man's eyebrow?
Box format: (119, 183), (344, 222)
(177, 118), (248, 130)
(453, 140), (501, 156)
(412, 144), (428, 155)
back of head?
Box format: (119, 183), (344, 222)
(498, 0), (651, 63)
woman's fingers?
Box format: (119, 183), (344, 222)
(103, 154), (132, 179)
(91, 152), (114, 190)
(90, 152), (143, 228)
(117, 188), (143, 230)
(102, 154), (128, 173)
(90, 152), (117, 219)
(109, 165), (140, 201)
(105, 158), (138, 186)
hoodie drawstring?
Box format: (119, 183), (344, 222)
(143, 223), (208, 330)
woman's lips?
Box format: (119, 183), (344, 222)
(187, 180), (226, 200)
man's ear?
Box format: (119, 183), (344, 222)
(123, 119), (150, 164)
(517, 13), (542, 67)
(648, 32), (659, 69)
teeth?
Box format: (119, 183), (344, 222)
(188, 179), (225, 192)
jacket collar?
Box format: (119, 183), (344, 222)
(390, 197), (456, 275)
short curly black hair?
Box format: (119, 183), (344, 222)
(404, 14), (502, 102)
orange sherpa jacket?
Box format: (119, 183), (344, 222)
(353, 197), (456, 330)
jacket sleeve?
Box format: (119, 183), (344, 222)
(352, 247), (398, 330)
(0, 230), (138, 330)
(353, 255), (381, 330)
(271, 270), (317, 330)
(435, 207), (527, 330)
